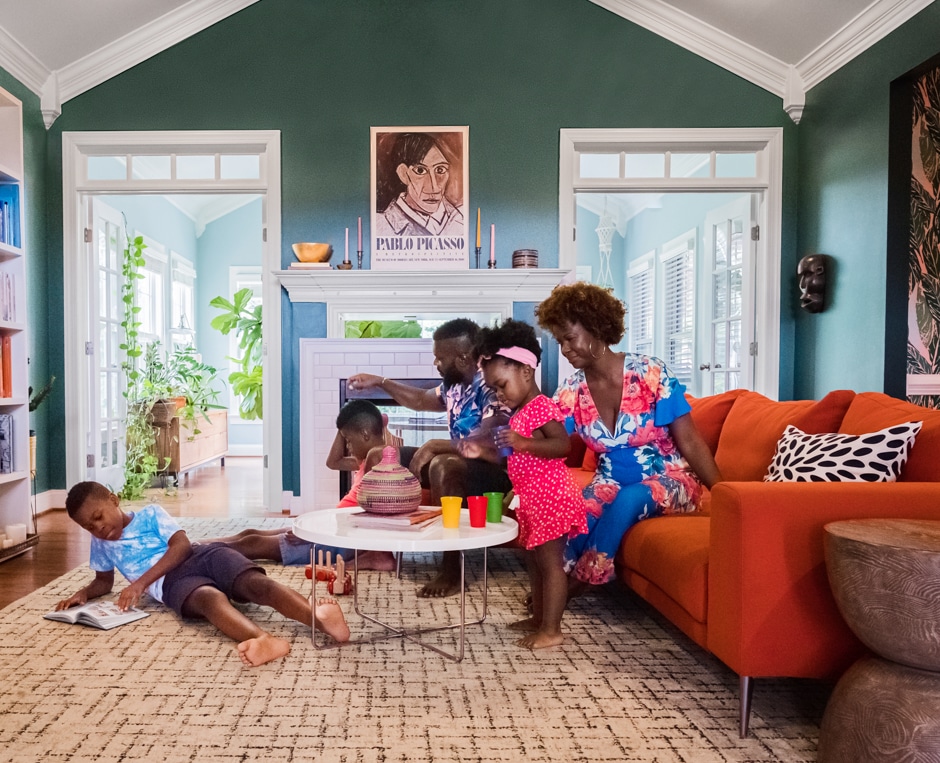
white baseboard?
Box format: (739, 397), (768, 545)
(35, 489), (68, 513)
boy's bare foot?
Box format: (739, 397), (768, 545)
(237, 633), (291, 666)
(357, 551), (397, 571)
(314, 596), (350, 642)
(516, 630), (564, 650)
(508, 616), (540, 632)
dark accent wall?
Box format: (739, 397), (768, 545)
(796, 2), (940, 399)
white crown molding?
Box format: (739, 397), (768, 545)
(0, 23), (50, 95)
(56, 0), (262, 105)
(797, 0), (935, 92)
(588, 0), (789, 98)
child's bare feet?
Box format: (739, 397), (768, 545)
(237, 633), (291, 666)
(508, 616), (540, 632)
(516, 630), (564, 650)
(314, 596), (350, 642)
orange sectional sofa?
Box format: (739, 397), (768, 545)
(570, 389), (940, 736)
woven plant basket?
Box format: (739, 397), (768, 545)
(357, 446), (422, 515)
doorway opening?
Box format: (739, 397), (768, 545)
(62, 131), (282, 511)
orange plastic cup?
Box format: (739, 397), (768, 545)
(467, 495), (487, 528)
(440, 496), (462, 528)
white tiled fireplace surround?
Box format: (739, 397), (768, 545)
(283, 268), (572, 511)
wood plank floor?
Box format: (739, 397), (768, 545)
(0, 457), (268, 609)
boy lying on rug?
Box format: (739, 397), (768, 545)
(54, 481), (350, 667)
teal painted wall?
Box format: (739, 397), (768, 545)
(796, 3), (940, 398)
(36, 0), (789, 493)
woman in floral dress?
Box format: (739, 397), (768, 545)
(536, 282), (722, 588)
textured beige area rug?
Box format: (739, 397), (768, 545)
(0, 518), (828, 762)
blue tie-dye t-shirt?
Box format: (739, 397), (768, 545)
(437, 368), (509, 440)
(89, 504), (182, 603)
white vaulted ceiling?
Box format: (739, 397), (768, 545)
(0, 0), (934, 126)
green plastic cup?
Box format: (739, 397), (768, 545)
(484, 491), (504, 523)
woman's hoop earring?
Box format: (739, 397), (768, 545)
(589, 342), (607, 360)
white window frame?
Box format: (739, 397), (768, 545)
(559, 128), (781, 398)
(658, 231), (696, 386)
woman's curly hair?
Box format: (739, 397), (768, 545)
(478, 319), (541, 367)
(535, 282), (625, 345)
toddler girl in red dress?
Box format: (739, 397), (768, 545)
(478, 319), (588, 649)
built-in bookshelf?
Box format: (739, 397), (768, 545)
(0, 85), (34, 562)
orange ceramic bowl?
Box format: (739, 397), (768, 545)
(292, 242), (333, 263)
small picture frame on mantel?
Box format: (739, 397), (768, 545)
(370, 126), (469, 271)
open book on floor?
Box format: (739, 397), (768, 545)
(44, 601), (150, 630)
(349, 506), (443, 531)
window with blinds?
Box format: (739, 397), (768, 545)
(628, 256), (654, 356)
(660, 237), (695, 385)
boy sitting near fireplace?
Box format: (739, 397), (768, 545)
(205, 400), (397, 572)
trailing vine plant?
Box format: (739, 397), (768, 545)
(119, 234), (161, 500)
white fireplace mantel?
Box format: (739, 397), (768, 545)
(275, 268), (574, 337)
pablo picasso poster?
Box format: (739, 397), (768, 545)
(371, 126), (469, 270)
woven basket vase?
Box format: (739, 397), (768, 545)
(357, 446), (422, 514)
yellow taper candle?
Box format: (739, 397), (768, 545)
(476, 208), (481, 248)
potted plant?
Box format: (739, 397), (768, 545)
(210, 287), (263, 420)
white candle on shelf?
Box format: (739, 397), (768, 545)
(489, 224), (496, 265)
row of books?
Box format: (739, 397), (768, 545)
(0, 200), (17, 248)
(0, 272), (16, 322)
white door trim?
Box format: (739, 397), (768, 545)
(558, 127), (782, 399)
(61, 129), (282, 511)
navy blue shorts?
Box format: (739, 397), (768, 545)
(162, 542), (265, 617)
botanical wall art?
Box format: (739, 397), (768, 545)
(908, 63), (940, 409)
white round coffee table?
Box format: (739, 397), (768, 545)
(293, 507), (518, 661)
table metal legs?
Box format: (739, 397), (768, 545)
(309, 544), (489, 662)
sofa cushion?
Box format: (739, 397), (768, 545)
(714, 390), (855, 482)
(686, 388), (746, 454)
(765, 422), (922, 483)
(839, 391), (940, 482)
(619, 514), (711, 623)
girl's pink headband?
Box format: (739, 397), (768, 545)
(494, 346), (538, 369)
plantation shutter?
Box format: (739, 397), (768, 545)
(628, 256), (654, 355)
(661, 238), (695, 385)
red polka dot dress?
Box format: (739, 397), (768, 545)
(508, 395), (589, 550)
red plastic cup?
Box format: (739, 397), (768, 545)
(467, 495), (488, 528)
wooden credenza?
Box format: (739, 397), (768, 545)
(155, 408), (228, 477)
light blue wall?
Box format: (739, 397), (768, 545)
(197, 198), (263, 448)
(101, 195), (198, 264)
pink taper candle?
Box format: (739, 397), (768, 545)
(489, 224), (495, 264)
(358, 217), (362, 251)
(345, 227), (349, 262)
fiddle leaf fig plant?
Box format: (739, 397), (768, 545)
(210, 287), (263, 420)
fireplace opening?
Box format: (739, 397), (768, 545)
(337, 377), (446, 499)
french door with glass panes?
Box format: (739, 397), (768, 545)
(87, 198), (127, 489)
(699, 195), (757, 395)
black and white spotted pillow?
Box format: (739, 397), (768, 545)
(764, 422), (923, 483)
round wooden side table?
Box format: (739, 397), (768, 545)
(818, 518), (940, 761)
